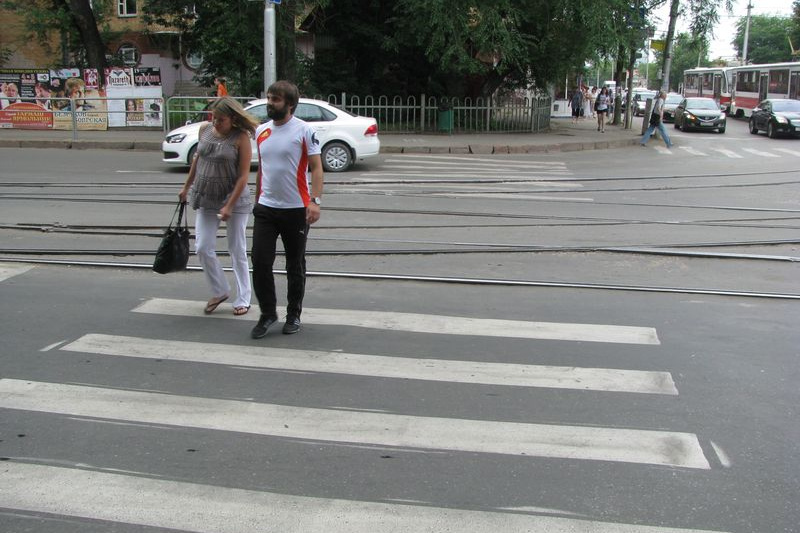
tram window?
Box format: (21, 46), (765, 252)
(768, 69), (789, 93)
(737, 71), (757, 93)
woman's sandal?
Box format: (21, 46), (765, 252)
(204, 295), (229, 314)
(233, 306), (250, 316)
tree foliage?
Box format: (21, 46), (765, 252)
(308, 0), (625, 98)
(1, 0), (111, 74)
(733, 14), (794, 64)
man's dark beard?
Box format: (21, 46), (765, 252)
(267, 105), (288, 120)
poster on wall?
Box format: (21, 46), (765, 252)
(50, 68), (108, 130)
(1, 66), (162, 129)
(0, 68), (52, 129)
(0, 67), (109, 130)
(105, 67), (163, 127)
(104, 67), (134, 127)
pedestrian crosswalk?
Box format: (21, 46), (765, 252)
(660, 145), (800, 158)
(0, 267), (731, 532)
(2, 462), (726, 533)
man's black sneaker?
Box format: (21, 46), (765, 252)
(251, 315), (277, 339)
(282, 315), (301, 335)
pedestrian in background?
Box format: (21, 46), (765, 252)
(640, 90), (673, 149)
(595, 86), (610, 132)
(179, 97), (258, 316)
(250, 80), (324, 338)
(214, 77), (228, 98)
(570, 88), (583, 124)
(583, 86), (594, 119)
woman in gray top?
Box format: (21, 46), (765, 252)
(179, 97), (259, 315)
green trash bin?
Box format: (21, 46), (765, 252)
(438, 109), (453, 133)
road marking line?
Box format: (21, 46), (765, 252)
(61, 334), (678, 394)
(713, 148), (743, 159)
(678, 147), (707, 156)
(1, 463), (728, 532)
(0, 263), (34, 282)
(741, 148), (779, 158)
(432, 193), (594, 202)
(709, 440), (732, 468)
(773, 148), (800, 157)
(0, 379), (707, 468)
(133, 299), (661, 345)
(385, 155), (567, 166)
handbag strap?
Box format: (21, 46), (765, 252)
(166, 201), (186, 231)
(177, 201), (188, 231)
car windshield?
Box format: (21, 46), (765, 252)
(666, 94), (683, 104)
(687, 99), (719, 110)
(771, 100), (800, 112)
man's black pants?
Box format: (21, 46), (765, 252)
(251, 204), (308, 319)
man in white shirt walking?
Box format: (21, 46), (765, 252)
(250, 80), (324, 338)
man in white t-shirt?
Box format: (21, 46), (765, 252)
(250, 80), (324, 338)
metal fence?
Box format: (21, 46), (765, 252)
(2, 93), (551, 136)
(162, 94), (551, 134)
(316, 94), (552, 134)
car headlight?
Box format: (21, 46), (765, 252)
(719, 113), (726, 119)
(685, 112), (696, 120)
(166, 133), (187, 143)
(775, 116), (788, 124)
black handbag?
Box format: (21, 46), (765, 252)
(649, 112), (661, 126)
(153, 202), (190, 274)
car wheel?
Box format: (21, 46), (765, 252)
(767, 122), (778, 139)
(749, 119), (759, 134)
(186, 144), (197, 165)
(322, 141), (352, 172)
(718, 127), (725, 134)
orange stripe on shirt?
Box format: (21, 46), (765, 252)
(255, 128), (272, 200)
(296, 139), (310, 206)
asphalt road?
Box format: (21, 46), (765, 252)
(1, 119), (799, 532)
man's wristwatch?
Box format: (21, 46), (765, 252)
(310, 197), (322, 206)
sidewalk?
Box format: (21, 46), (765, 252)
(0, 116), (644, 155)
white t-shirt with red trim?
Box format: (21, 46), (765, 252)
(255, 116), (321, 209)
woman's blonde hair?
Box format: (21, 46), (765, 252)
(209, 96), (259, 136)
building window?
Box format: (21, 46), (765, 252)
(118, 44), (140, 66)
(118, 0), (137, 17)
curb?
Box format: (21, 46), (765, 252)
(1, 135), (640, 154)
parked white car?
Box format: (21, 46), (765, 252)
(162, 98), (380, 172)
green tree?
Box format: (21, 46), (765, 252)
(660, 32), (708, 91)
(142, 0), (271, 96)
(1, 0), (110, 76)
(309, 0), (625, 98)
(733, 14), (793, 63)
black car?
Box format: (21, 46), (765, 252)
(749, 98), (800, 138)
(673, 97), (726, 133)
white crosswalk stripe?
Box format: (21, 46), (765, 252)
(133, 298), (661, 345)
(772, 147), (800, 157)
(0, 263), (34, 282)
(61, 333), (678, 394)
(0, 379), (708, 468)
(2, 462), (729, 533)
(712, 148), (744, 158)
(678, 146), (707, 156)
(742, 147), (780, 158)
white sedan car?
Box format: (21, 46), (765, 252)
(162, 98), (380, 172)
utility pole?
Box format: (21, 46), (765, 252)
(742, 2), (753, 64)
(264, 0), (278, 91)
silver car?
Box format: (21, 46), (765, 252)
(163, 98), (380, 172)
